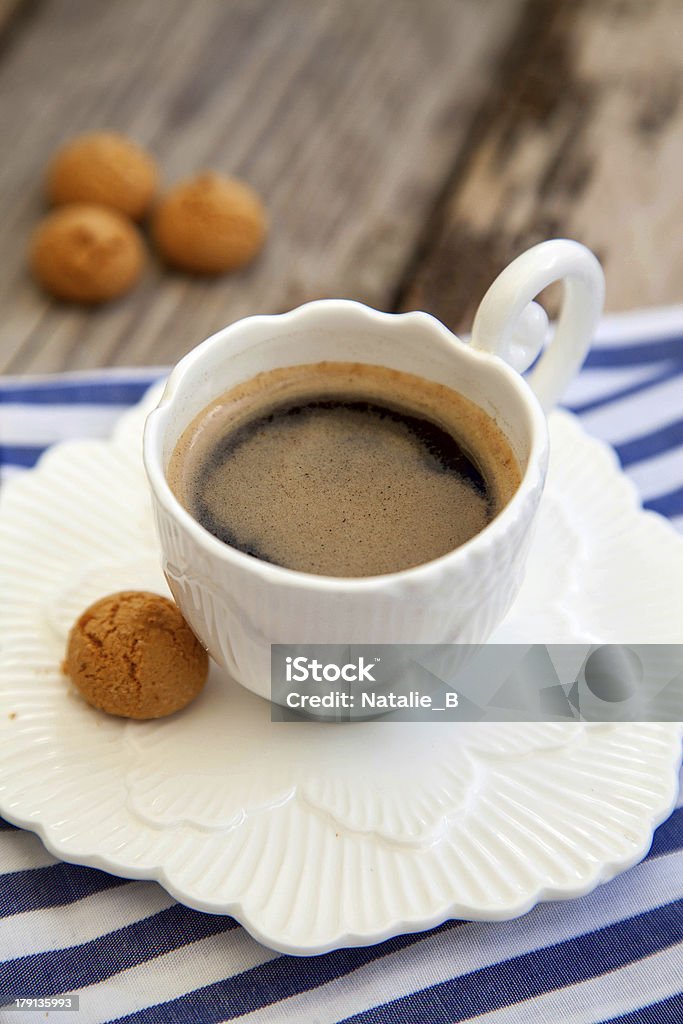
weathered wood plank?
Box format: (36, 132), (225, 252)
(0, 0), (522, 373)
(400, 0), (683, 332)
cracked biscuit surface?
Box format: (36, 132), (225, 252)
(63, 591), (208, 719)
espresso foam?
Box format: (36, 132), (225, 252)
(168, 362), (521, 577)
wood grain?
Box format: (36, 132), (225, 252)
(0, 0), (522, 373)
(400, 0), (683, 332)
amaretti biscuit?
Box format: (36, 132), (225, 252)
(63, 591), (208, 719)
(30, 204), (145, 303)
(151, 171), (267, 273)
(46, 132), (158, 221)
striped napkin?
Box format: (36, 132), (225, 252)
(0, 307), (681, 1023)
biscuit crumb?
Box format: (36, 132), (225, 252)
(63, 591), (208, 719)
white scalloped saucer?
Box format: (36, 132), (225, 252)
(0, 387), (681, 955)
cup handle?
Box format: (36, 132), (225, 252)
(469, 239), (605, 412)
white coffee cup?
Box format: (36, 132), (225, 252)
(143, 239), (604, 703)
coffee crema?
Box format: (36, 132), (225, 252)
(167, 362), (521, 577)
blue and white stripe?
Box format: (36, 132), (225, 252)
(0, 805), (681, 1022)
(0, 308), (681, 1022)
(562, 305), (683, 532)
(0, 368), (164, 484)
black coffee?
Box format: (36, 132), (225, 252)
(168, 362), (520, 577)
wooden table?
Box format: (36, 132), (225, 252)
(1, 0), (682, 374)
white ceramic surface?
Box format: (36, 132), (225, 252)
(144, 241), (604, 702)
(0, 388), (680, 955)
